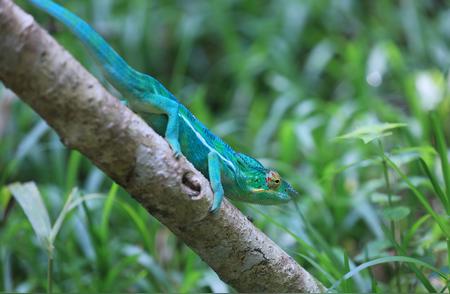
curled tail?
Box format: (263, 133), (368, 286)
(29, 0), (173, 98)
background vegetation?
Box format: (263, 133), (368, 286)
(1, 0), (450, 292)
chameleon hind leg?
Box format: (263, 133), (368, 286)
(208, 152), (225, 213)
(139, 94), (182, 158)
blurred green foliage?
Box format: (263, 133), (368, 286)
(1, 0), (450, 292)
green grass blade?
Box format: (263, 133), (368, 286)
(8, 182), (51, 247)
(382, 223), (437, 292)
(50, 190), (104, 244)
(430, 112), (450, 209)
(100, 183), (118, 242)
(384, 155), (449, 236)
(1, 121), (48, 184)
(252, 206), (343, 280)
(67, 193), (104, 211)
(295, 253), (335, 286)
(122, 244), (171, 291)
(251, 206), (319, 255)
(65, 151), (82, 194)
(419, 158), (448, 211)
(330, 256), (446, 291)
(49, 188), (76, 244)
(180, 271), (201, 293)
(292, 201), (346, 276)
(402, 214), (430, 250)
(14, 121), (48, 160)
(103, 254), (140, 291)
(1, 248), (12, 292)
(117, 201), (152, 253)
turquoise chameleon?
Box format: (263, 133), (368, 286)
(28, 0), (298, 212)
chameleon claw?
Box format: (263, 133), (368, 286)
(167, 139), (182, 158)
(209, 190), (223, 214)
(209, 203), (221, 214)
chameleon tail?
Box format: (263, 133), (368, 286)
(28, 0), (170, 98)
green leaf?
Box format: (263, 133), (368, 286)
(393, 146), (436, 163)
(337, 123), (407, 144)
(8, 182), (51, 247)
(382, 206), (410, 221)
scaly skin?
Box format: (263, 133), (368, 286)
(28, 0), (299, 212)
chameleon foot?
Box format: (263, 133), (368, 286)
(209, 203), (221, 214)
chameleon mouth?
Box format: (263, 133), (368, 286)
(249, 187), (292, 203)
(250, 188), (266, 193)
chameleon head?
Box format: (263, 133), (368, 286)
(235, 153), (298, 204)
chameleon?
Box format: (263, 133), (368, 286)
(28, 0), (298, 213)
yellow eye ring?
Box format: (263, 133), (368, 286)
(266, 170), (281, 189)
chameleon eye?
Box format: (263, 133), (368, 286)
(266, 170), (281, 190)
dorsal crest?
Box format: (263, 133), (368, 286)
(236, 153), (265, 171)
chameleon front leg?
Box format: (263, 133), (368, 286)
(140, 94), (182, 158)
(208, 152), (225, 213)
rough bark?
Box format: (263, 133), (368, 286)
(0, 0), (326, 292)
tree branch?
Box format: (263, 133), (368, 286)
(0, 0), (325, 292)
